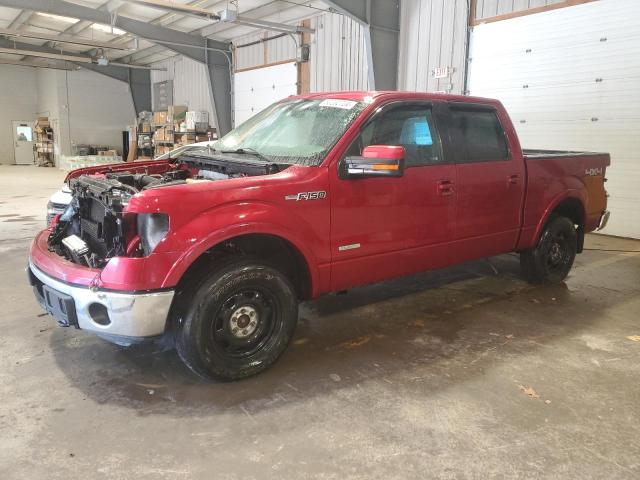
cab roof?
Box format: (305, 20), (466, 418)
(293, 90), (502, 107)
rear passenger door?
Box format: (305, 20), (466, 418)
(437, 103), (525, 259)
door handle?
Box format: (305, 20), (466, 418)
(437, 180), (454, 196)
(507, 174), (520, 185)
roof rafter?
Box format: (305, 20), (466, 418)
(0, 56), (75, 70)
(0, 27), (134, 50)
(123, 0), (324, 65)
(0, 0), (231, 60)
(89, 0), (222, 62)
(7, 9), (34, 29)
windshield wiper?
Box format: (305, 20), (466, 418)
(221, 147), (271, 162)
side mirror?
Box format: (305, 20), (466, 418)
(340, 145), (405, 179)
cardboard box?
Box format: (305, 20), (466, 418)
(99, 150), (118, 156)
(153, 111), (168, 125)
(141, 122), (151, 133)
(34, 117), (50, 132)
(186, 111), (209, 132)
(167, 105), (188, 124)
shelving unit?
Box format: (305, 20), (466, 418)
(34, 118), (54, 167)
(135, 108), (217, 159)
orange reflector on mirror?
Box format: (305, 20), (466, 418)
(371, 164), (399, 170)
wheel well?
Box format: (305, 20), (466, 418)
(176, 234), (313, 300)
(550, 197), (585, 252)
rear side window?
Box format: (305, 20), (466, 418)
(449, 108), (509, 163)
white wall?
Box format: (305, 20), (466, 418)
(0, 65), (135, 165)
(35, 68), (135, 160)
(0, 65), (39, 165)
(63, 70), (135, 152)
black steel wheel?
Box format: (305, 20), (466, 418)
(520, 215), (577, 284)
(175, 257), (298, 380)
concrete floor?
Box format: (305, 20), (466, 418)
(1, 165), (640, 479)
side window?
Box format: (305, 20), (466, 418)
(344, 105), (443, 167)
(448, 108), (509, 163)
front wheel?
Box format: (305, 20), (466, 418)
(520, 215), (577, 284)
(175, 258), (298, 381)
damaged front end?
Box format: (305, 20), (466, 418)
(47, 171), (183, 267)
(47, 153), (286, 268)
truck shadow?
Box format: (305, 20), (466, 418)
(49, 252), (632, 416)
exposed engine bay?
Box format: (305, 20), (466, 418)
(47, 154), (284, 268)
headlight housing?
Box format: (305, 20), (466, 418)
(46, 200), (66, 226)
(46, 201), (56, 222)
(137, 213), (169, 256)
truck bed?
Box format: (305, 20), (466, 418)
(517, 149), (610, 251)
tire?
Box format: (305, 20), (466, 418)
(520, 215), (577, 284)
(175, 257), (298, 381)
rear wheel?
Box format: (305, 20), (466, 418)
(175, 257), (298, 380)
(520, 215), (577, 284)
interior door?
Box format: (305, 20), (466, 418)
(12, 121), (34, 165)
(329, 102), (457, 291)
(438, 103), (525, 260)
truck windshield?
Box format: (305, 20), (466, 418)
(217, 98), (366, 166)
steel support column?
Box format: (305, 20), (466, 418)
(205, 39), (233, 135)
(324, 0), (400, 90)
(127, 68), (152, 114)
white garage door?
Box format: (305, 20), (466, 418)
(233, 62), (298, 127)
(469, 0), (640, 239)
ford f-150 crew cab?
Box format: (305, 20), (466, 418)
(28, 91), (610, 380)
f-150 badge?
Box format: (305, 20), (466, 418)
(285, 191), (327, 201)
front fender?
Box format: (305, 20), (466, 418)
(158, 201), (326, 295)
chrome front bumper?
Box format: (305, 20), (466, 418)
(28, 262), (174, 345)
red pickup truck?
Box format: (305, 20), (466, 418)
(28, 91), (610, 380)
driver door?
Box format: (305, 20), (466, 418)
(329, 101), (457, 291)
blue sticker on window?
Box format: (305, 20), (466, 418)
(401, 118), (433, 146)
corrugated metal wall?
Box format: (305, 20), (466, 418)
(150, 55), (216, 127)
(232, 11), (370, 92)
(309, 12), (370, 92)
(233, 31), (298, 71)
(474, 0), (563, 20)
(149, 4), (476, 125)
(397, 0), (469, 94)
